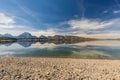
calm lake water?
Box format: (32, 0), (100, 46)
(1, 40), (120, 59)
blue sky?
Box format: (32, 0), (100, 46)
(0, 0), (120, 38)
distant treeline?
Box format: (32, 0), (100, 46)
(0, 35), (97, 44)
(0, 36), (17, 44)
(17, 35), (96, 42)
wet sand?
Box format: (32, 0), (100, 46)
(0, 57), (120, 80)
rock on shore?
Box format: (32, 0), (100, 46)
(0, 57), (120, 80)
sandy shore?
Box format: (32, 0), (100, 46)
(0, 57), (120, 80)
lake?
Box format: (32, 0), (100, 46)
(0, 40), (120, 59)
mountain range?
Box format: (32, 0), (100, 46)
(0, 32), (41, 38)
(0, 32), (97, 40)
(0, 32), (98, 44)
(17, 32), (37, 38)
(0, 32), (95, 40)
(0, 32), (75, 39)
(0, 32), (66, 39)
(0, 33), (14, 38)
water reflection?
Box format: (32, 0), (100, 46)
(17, 42), (36, 47)
(0, 40), (120, 59)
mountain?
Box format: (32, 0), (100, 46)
(3, 33), (14, 37)
(17, 32), (37, 38)
(39, 35), (47, 38)
(0, 33), (14, 38)
(53, 35), (64, 39)
(17, 42), (35, 47)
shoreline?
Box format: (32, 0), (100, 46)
(0, 57), (120, 80)
(7, 56), (120, 60)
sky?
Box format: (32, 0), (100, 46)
(0, 0), (120, 39)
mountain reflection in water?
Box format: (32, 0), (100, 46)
(0, 40), (120, 59)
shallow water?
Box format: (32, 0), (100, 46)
(0, 40), (120, 59)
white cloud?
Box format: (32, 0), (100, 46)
(29, 42), (57, 49)
(75, 33), (120, 39)
(0, 24), (56, 36)
(0, 13), (14, 25)
(0, 24), (15, 28)
(60, 18), (120, 39)
(0, 12), (57, 36)
(103, 10), (108, 13)
(0, 12), (36, 35)
(66, 18), (120, 31)
(31, 29), (57, 37)
(113, 10), (120, 14)
(0, 25), (36, 36)
(1, 11), (120, 39)
(67, 18), (114, 30)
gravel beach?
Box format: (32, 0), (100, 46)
(0, 57), (120, 80)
